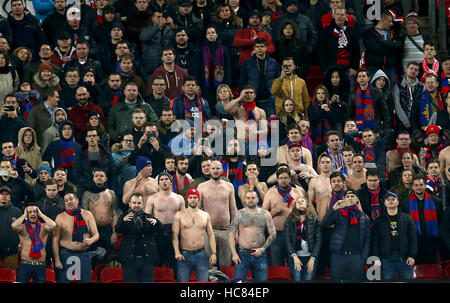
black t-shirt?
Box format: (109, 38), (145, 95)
(387, 214), (402, 260)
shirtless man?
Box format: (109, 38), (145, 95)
(173, 155), (193, 196)
(439, 145), (450, 180)
(145, 172), (185, 268)
(229, 190), (276, 281)
(198, 160), (237, 268)
(122, 156), (160, 207)
(338, 145), (355, 177)
(308, 154), (333, 221)
(53, 192), (99, 283)
(277, 124), (313, 167)
(238, 162), (269, 207)
(346, 154), (367, 191)
(12, 205), (56, 283)
(82, 169), (121, 257)
(172, 187), (216, 282)
(224, 86), (267, 139)
(262, 167), (303, 265)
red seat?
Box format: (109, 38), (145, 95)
(412, 264), (442, 280)
(305, 65), (323, 97)
(100, 267), (123, 283)
(268, 265), (292, 281)
(153, 267), (175, 282)
(46, 268), (56, 283)
(189, 271), (196, 281)
(0, 268), (16, 282)
(220, 266), (253, 280)
(93, 264), (106, 282)
(440, 260), (450, 279)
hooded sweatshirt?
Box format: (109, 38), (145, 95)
(16, 127), (42, 173)
(41, 107), (68, 153)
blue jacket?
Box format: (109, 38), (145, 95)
(322, 208), (371, 260)
(239, 55), (280, 102)
(32, 0), (54, 24)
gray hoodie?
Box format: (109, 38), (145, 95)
(40, 107), (67, 154)
(370, 69), (390, 92)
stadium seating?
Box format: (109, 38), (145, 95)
(412, 264), (443, 280)
(100, 267), (123, 283)
(0, 268), (16, 282)
(153, 267), (175, 282)
(267, 265), (292, 281)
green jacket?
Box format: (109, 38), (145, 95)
(107, 95), (158, 141)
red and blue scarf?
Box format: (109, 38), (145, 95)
(60, 138), (75, 169)
(247, 25), (262, 39)
(339, 203), (359, 225)
(203, 45), (225, 88)
(302, 132), (313, 155)
(295, 212), (306, 241)
(369, 187), (381, 226)
(355, 85), (376, 131)
(243, 101), (256, 121)
(276, 183), (295, 208)
(221, 159), (244, 193)
(330, 189), (345, 211)
(441, 72), (449, 94)
(362, 145), (376, 164)
(426, 175), (441, 193)
(326, 147), (344, 172)
(408, 191), (439, 237)
(66, 206), (89, 242)
(424, 144), (444, 167)
(184, 94), (204, 121)
(419, 91), (445, 130)
(25, 220), (44, 259)
(173, 175), (190, 194)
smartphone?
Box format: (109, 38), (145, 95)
(4, 106), (14, 112)
(340, 200), (355, 207)
(147, 132), (157, 138)
(0, 170), (9, 176)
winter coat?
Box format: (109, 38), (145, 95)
(15, 127), (42, 182)
(67, 102), (107, 142)
(284, 215), (322, 258)
(0, 65), (19, 107)
(31, 72), (61, 97)
(107, 94), (158, 142)
(0, 203), (22, 255)
(233, 27), (275, 65)
(0, 112), (28, 147)
(27, 103), (52, 148)
(7, 11), (45, 59)
(363, 26), (402, 70)
(140, 24), (174, 76)
(41, 107), (67, 153)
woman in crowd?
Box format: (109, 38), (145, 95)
(31, 61), (61, 97)
(0, 50), (20, 106)
(30, 162), (52, 201)
(15, 126), (42, 183)
(277, 98), (302, 145)
(390, 168), (414, 203)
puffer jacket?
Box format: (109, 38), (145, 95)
(284, 215), (322, 258)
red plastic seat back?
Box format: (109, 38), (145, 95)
(100, 267), (123, 283)
(412, 264), (442, 280)
(268, 265), (292, 281)
(153, 267), (175, 282)
(0, 268), (16, 282)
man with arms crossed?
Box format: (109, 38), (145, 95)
(262, 167), (303, 265)
(198, 160), (238, 268)
(12, 204), (56, 282)
(172, 188), (216, 282)
(145, 172), (185, 269)
(53, 192), (99, 283)
(229, 190), (276, 281)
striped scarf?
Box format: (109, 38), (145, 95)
(355, 85), (376, 131)
(408, 191), (439, 237)
(221, 159), (244, 193)
(424, 144), (444, 167)
(326, 147), (344, 172)
(339, 204), (359, 225)
(60, 138), (75, 169)
(426, 175), (441, 193)
(441, 72), (449, 94)
(173, 174), (190, 194)
(109, 89), (123, 106)
(420, 59), (440, 82)
(295, 214), (306, 241)
(302, 132), (313, 155)
(419, 91), (445, 129)
(329, 189), (345, 211)
(25, 220), (44, 259)
(66, 206), (89, 242)
(275, 183), (295, 208)
(184, 94), (204, 121)
(203, 45), (225, 88)
(369, 187), (381, 226)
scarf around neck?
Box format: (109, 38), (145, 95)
(66, 206), (89, 242)
(419, 91), (444, 129)
(173, 174), (190, 194)
(441, 71), (449, 94)
(424, 144), (444, 167)
(203, 44), (225, 88)
(426, 175), (441, 193)
(369, 187), (381, 226)
(330, 189), (345, 210)
(184, 94), (204, 121)
(276, 183), (295, 208)
(420, 59), (440, 82)
(243, 101), (257, 121)
(408, 191), (439, 237)
(221, 159), (244, 193)
(25, 220), (45, 259)
(326, 147), (344, 171)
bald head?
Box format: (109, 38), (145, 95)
(210, 160), (223, 180)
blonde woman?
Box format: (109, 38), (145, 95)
(215, 83), (235, 119)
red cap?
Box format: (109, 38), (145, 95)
(186, 187), (200, 200)
(426, 125), (440, 136)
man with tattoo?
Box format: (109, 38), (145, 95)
(198, 160), (238, 268)
(229, 190), (276, 281)
(172, 188), (217, 282)
(82, 169), (121, 259)
(262, 167), (303, 266)
(145, 172), (185, 270)
(122, 156), (160, 208)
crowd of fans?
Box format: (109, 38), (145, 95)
(0, 0), (449, 283)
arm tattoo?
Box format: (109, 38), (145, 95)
(229, 212), (240, 234)
(261, 213), (276, 251)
